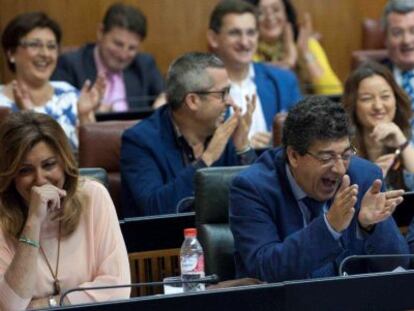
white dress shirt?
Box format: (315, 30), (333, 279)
(229, 64), (268, 139)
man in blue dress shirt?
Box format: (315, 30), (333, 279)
(230, 95), (409, 282)
(207, 0), (301, 149)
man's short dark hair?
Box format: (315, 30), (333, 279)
(102, 3), (147, 39)
(282, 96), (354, 155)
(209, 0), (258, 33)
(166, 52), (225, 110)
(382, 0), (414, 30)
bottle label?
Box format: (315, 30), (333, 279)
(195, 254), (204, 273)
(181, 254), (204, 273)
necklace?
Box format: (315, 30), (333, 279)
(40, 221), (62, 295)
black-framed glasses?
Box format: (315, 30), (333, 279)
(192, 86), (231, 102)
(305, 146), (357, 166)
(258, 5), (281, 20)
(19, 40), (58, 52)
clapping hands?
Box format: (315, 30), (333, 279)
(326, 175), (358, 232)
(11, 80), (34, 110)
(77, 74), (106, 123)
(232, 94), (256, 151)
(358, 179), (404, 229)
(201, 95), (256, 166)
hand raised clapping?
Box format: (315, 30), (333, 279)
(11, 80), (34, 110)
(232, 94), (256, 151)
(77, 74), (106, 122)
(326, 175), (358, 232)
(274, 23), (297, 69)
(201, 95), (256, 166)
(297, 13), (313, 56)
(358, 179), (404, 229)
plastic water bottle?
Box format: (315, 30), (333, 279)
(180, 228), (205, 292)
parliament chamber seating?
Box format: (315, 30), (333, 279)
(361, 18), (385, 50)
(351, 18), (388, 69)
(79, 167), (109, 188)
(272, 112), (287, 147)
(351, 49), (389, 70)
(194, 166), (247, 281)
(78, 120), (137, 218)
(0, 107), (11, 124)
(78, 114), (191, 297)
(121, 213), (195, 297)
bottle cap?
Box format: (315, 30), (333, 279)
(184, 228), (197, 237)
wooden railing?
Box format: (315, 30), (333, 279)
(128, 248), (180, 297)
(121, 214), (195, 297)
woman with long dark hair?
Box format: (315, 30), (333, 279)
(343, 61), (414, 190)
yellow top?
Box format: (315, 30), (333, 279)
(254, 37), (343, 95)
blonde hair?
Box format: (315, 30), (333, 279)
(0, 112), (84, 238)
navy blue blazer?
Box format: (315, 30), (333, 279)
(407, 219), (414, 254)
(52, 43), (164, 108)
(121, 105), (249, 217)
(253, 62), (301, 130)
(230, 147), (409, 282)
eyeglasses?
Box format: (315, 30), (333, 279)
(305, 147), (356, 166)
(258, 5), (282, 20)
(19, 40), (58, 52)
(193, 86), (231, 102)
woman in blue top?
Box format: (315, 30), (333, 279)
(0, 12), (104, 150)
(342, 61), (414, 191)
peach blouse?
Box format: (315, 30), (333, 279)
(0, 179), (131, 310)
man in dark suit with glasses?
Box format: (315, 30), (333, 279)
(230, 95), (409, 282)
(121, 52), (256, 217)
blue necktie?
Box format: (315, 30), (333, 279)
(302, 197), (324, 221)
(402, 71), (414, 127)
(402, 71), (414, 112)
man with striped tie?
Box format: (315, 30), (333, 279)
(383, 0), (414, 115)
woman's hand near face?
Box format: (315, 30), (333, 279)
(371, 122), (414, 173)
(296, 12), (312, 55)
(370, 122), (407, 148)
(28, 184), (66, 224)
(3, 185), (65, 306)
(296, 12), (324, 81)
(273, 23), (297, 69)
